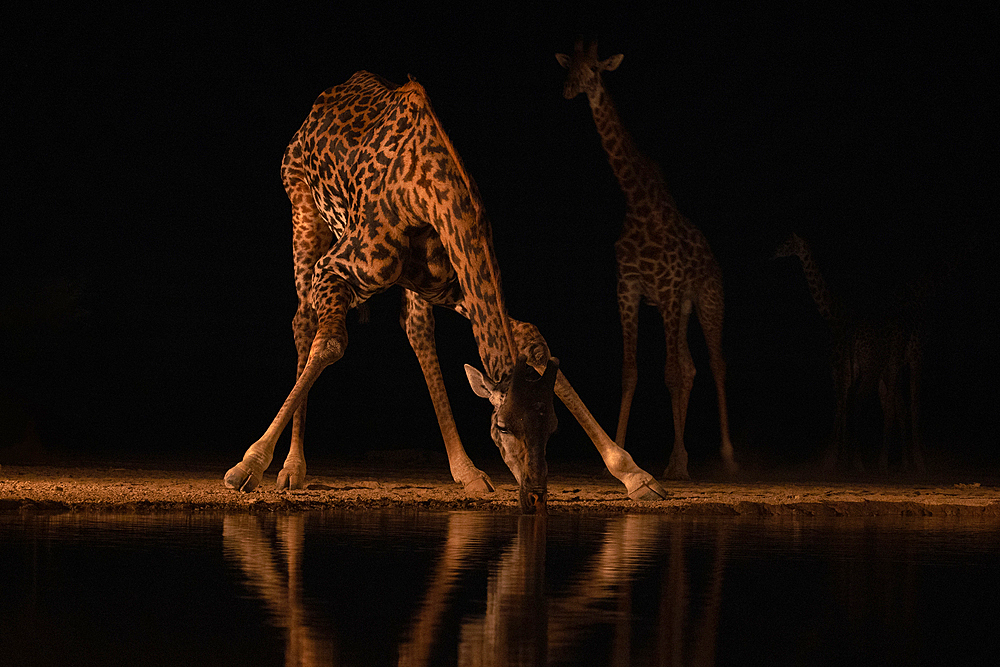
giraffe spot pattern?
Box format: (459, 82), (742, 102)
(283, 71), (520, 381)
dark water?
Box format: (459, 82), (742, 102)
(2, 511), (999, 666)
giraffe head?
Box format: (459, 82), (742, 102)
(555, 39), (623, 100)
(466, 356), (559, 514)
(772, 232), (809, 261)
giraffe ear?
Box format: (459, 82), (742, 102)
(603, 54), (624, 71)
(465, 364), (497, 401)
(555, 53), (571, 69)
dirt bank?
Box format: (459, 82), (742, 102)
(2, 457), (999, 517)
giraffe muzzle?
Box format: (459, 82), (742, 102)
(520, 486), (548, 515)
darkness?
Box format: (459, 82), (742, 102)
(2, 4), (996, 478)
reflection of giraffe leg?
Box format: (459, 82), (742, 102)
(225, 278), (353, 492)
(548, 515), (663, 664)
(690, 521), (731, 667)
(659, 520), (687, 665)
(222, 515), (336, 665)
(662, 298), (694, 480)
(656, 519), (731, 667)
(460, 516), (548, 666)
(401, 290), (494, 494)
(696, 276), (738, 473)
(615, 278), (641, 449)
(400, 512), (492, 667)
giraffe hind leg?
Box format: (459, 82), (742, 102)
(695, 278), (738, 474)
(662, 299), (695, 481)
(275, 304), (320, 490)
(225, 279), (353, 492)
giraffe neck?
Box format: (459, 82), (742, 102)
(405, 79), (518, 381)
(456, 220), (518, 381)
(796, 247), (838, 323)
(585, 80), (668, 209)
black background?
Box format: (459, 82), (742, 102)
(2, 3), (996, 478)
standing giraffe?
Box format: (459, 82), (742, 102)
(224, 71), (667, 512)
(773, 232), (925, 474)
(556, 41), (737, 480)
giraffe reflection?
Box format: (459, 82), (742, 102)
(405, 513), (733, 666)
(225, 513), (732, 666)
(222, 515), (336, 666)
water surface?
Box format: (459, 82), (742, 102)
(2, 510), (998, 666)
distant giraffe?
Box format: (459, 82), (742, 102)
(224, 71), (667, 512)
(773, 232), (925, 474)
(557, 40), (736, 480)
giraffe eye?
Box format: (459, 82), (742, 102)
(496, 422), (510, 435)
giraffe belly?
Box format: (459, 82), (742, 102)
(310, 222), (462, 308)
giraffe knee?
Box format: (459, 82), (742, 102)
(309, 330), (347, 367)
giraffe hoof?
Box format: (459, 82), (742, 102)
(276, 467), (306, 491)
(628, 478), (669, 501)
(224, 462), (261, 493)
(462, 473), (495, 495)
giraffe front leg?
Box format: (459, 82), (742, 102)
(225, 281), (352, 492)
(554, 370), (668, 501)
(402, 291), (494, 495)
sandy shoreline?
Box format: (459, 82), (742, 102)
(2, 458), (999, 518)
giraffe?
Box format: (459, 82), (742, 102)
(556, 40), (737, 480)
(773, 232), (925, 474)
(224, 71), (667, 512)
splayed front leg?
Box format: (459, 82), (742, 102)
(224, 442), (274, 492)
(553, 371), (668, 501)
(601, 447), (670, 500)
(451, 461), (495, 495)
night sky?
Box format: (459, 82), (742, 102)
(3, 4), (996, 478)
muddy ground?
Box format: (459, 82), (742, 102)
(2, 452), (999, 517)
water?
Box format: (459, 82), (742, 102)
(2, 511), (999, 666)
